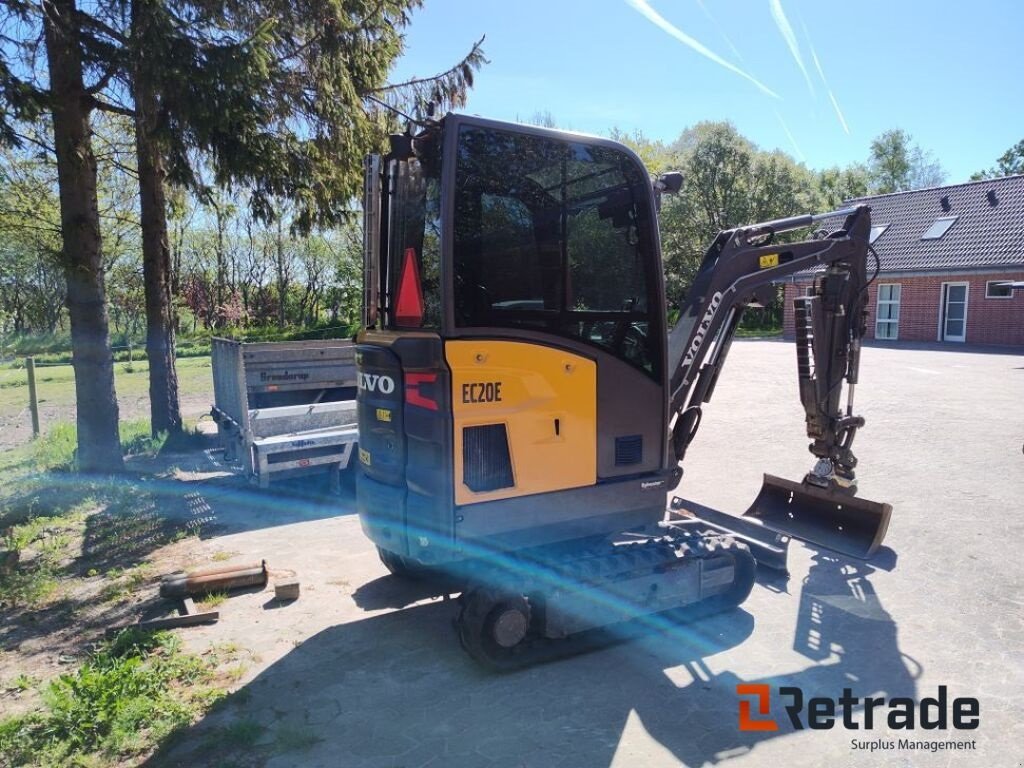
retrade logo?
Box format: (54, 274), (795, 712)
(736, 685), (980, 732)
(737, 684), (778, 732)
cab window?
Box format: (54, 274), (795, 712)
(387, 158), (441, 329)
(452, 124), (659, 377)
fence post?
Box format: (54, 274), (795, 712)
(26, 356), (40, 438)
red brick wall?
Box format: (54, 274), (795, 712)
(782, 271), (1024, 346)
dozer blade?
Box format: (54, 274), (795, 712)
(668, 497), (791, 573)
(744, 474), (892, 559)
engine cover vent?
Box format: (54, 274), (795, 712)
(615, 435), (643, 466)
(463, 424), (514, 492)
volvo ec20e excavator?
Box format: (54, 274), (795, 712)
(355, 114), (892, 669)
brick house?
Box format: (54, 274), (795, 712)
(783, 174), (1024, 347)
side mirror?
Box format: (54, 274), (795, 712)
(655, 171), (684, 194)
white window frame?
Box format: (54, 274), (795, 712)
(985, 280), (1014, 299)
(875, 283), (901, 340)
(938, 281), (970, 342)
(921, 215), (958, 240)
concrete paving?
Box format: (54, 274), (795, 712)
(152, 340), (1024, 768)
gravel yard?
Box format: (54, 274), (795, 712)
(131, 339), (1024, 768)
(4, 339), (1022, 768)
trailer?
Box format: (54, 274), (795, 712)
(209, 337), (359, 489)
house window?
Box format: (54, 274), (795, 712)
(869, 224), (889, 244)
(921, 216), (957, 240)
(875, 283), (901, 340)
(985, 281), (1013, 299)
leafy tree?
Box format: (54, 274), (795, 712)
(867, 129), (945, 193)
(657, 122), (814, 301)
(608, 128), (670, 175)
(816, 164), (870, 209)
(971, 139), (1024, 180)
(0, 143), (65, 333)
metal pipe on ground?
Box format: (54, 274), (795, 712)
(160, 560), (268, 599)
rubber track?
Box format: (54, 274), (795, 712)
(456, 533), (756, 671)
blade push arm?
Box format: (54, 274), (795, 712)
(667, 205), (872, 492)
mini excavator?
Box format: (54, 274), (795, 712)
(354, 114), (893, 668)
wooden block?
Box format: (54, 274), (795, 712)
(138, 608), (219, 631)
(274, 579), (300, 601)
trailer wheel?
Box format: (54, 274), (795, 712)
(457, 588), (532, 670)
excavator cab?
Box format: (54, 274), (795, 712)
(356, 114), (892, 667)
(357, 115), (675, 570)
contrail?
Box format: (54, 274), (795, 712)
(768, 0), (815, 97)
(625, 0), (779, 98)
(773, 108), (806, 162)
(803, 21), (850, 134)
(695, 0), (745, 63)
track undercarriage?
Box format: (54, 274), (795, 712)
(451, 522), (758, 671)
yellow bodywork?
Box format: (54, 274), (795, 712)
(446, 340), (597, 505)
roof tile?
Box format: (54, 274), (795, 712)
(822, 174), (1024, 273)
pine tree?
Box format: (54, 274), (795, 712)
(91, 0), (485, 434)
(1, 0), (124, 471)
(3, 0), (485, 441)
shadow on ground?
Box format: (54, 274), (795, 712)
(0, 448), (355, 656)
(147, 545), (919, 768)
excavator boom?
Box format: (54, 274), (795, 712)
(667, 204), (892, 558)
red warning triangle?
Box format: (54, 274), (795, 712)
(395, 247), (424, 327)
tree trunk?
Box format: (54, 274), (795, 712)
(42, 0), (123, 472)
(276, 219), (287, 330)
(132, 6), (182, 436)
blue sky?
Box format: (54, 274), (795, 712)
(388, 0), (1023, 182)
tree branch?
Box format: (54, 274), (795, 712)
(90, 96), (134, 118)
(368, 37), (486, 94)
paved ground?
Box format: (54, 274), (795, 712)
(147, 340), (1023, 768)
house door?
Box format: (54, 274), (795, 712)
(940, 282), (969, 342)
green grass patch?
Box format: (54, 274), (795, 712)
(6, 673), (38, 692)
(196, 590), (228, 609)
(0, 421), (210, 609)
(735, 325), (782, 338)
(0, 356), (213, 428)
(275, 724), (321, 752)
(217, 718), (262, 748)
(0, 629), (224, 766)
(98, 563), (153, 604)
(0, 503), (88, 609)
(1, 418), (179, 478)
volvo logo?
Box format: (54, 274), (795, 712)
(358, 372), (396, 394)
(682, 291), (724, 371)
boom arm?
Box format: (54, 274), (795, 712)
(667, 205), (873, 493)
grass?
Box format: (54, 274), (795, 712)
(217, 719), (262, 748)
(0, 355), (213, 425)
(0, 421), (209, 610)
(6, 673), (38, 692)
(98, 563), (153, 604)
(196, 590), (228, 609)
(275, 724), (321, 752)
(1, 321), (357, 366)
(0, 629), (224, 767)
